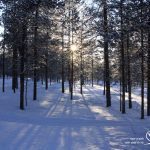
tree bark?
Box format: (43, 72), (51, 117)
(12, 46), (18, 93)
(45, 32), (49, 90)
(20, 24), (27, 110)
(91, 55), (94, 87)
(140, 0), (144, 119)
(45, 56), (48, 90)
(103, 0), (111, 107)
(147, 6), (150, 116)
(80, 19), (84, 94)
(126, 30), (132, 108)
(2, 41), (5, 93)
(61, 21), (65, 93)
(33, 4), (39, 100)
(120, 0), (125, 113)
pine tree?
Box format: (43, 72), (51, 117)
(103, 0), (111, 107)
(147, 3), (150, 116)
(120, 0), (125, 114)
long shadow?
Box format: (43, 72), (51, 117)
(81, 94), (97, 120)
(61, 94), (72, 118)
(32, 83), (64, 117)
(45, 93), (63, 117)
(83, 85), (105, 106)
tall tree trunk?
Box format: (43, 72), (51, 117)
(2, 41), (5, 93)
(140, 0), (144, 119)
(70, 9), (74, 100)
(126, 30), (132, 109)
(41, 73), (44, 85)
(147, 6), (150, 116)
(91, 55), (94, 87)
(25, 78), (28, 106)
(12, 46), (18, 93)
(68, 0), (71, 94)
(103, 64), (106, 95)
(103, 0), (111, 107)
(141, 31), (144, 119)
(45, 55), (48, 90)
(120, 0), (125, 113)
(120, 77), (122, 111)
(50, 74), (52, 86)
(61, 21), (65, 93)
(71, 51), (73, 100)
(45, 32), (48, 90)
(80, 19), (83, 94)
(20, 24), (27, 110)
(33, 4), (39, 100)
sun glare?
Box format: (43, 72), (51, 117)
(71, 44), (77, 51)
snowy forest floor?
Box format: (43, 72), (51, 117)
(0, 79), (150, 150)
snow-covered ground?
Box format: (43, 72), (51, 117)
(0, 78), (150, 150)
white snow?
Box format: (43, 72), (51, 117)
(0, 78), (150, 150)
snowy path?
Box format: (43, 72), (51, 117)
(0, 81), (150, 150)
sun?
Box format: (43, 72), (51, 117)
(71, 44), (78, 52)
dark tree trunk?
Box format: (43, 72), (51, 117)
(68, 0), (71, 94)
(120, 78), (122, 111)
(126, 30), (132, 109)
(141, 31), (144, 119)
(11, 0), (18, 93)
(68, 62), (71, 93)
(45, 57), (48, 90)
(61, 22), (65, 93)
(45, 32), (49, 90)
(140, 0), (144, 119)
(41, 75), (44, 85)
(25, 78), (28, 106)
(103, 64), (106, 95)
(80, 53), (83, 94)
(49, 74), (52, 86)
(61, 61), (65, 93)
(70, 51), (73, 100)
(12, 46), (18, 93)
(91, 55), (94, 87)
(103, 80), (106, 95)
(2, 43), (5, 93)
(147, 7), (150, 116)
(2, 28), (6, 93)
(103, 0), (111, 107)
(20, 24), (27, 110)
(80, 19), (83, 94)
(120, 0), (125, 113)
(33, 5), (39, 100)
(20, 54), (25, 110)
(70, 8), (74, 100)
